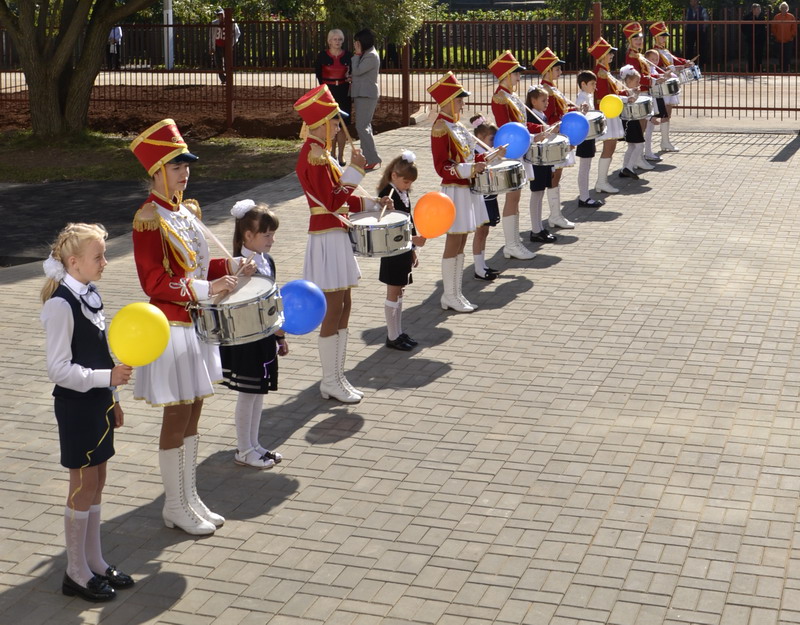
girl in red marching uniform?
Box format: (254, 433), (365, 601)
(651, 21), (693, 152)
(488, 50), (537, 260)
(293, 84), (389, 403)
(130, 119), (240, 536)
(534, 47), (578, 230)
(428, 72), (496, 313)
(590, 37), (626, 194)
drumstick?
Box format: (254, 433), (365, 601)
(380, 188), (394, 221)
(334, 213), (355, 228)
(196, 221), (235, 262)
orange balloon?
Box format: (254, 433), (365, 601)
(413, 191), (456, 239)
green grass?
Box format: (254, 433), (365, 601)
(0, 131), (301, 183)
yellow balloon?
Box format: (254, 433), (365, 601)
(599, 94), (624, 119)
(108, 303), (170, 367)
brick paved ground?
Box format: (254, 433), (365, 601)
(2, 119), (800, 625)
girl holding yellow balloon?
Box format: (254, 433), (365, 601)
(590, 37), (627, 194)
(40, 222), (135, 602)
(130, 119), (240, 536)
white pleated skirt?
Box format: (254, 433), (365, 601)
(442, 185), (483, 234)
(134, 325), (221, 406)
(554, 149), (576, 170)
(663, 94), (680, 106)
(304, 229), (361, 292)
(598, 116), (624, 141)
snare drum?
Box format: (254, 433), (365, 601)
(190, 275), (283, 346)
(650, 78), (680, 98)
(525, 134), (570, 166)
(678, 65), (702, 84)
(348, 210), (412, 258)
(621, 95), (653, 120)
(471, 160), (526, 195)
(584, 111), (607, 140)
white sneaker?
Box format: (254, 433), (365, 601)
(234, 448), (275, 469)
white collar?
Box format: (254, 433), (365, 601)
(63, 273), (91, 296)
(241, 246), (271, 276)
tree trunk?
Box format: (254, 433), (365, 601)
(0, 0), (157, 138)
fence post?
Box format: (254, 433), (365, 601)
(592, 2), (603, 41)
(401, 43), (411, 126)
(225, 7), (234, 129)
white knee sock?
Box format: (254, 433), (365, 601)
(384, 299), (401, 341)
(529, 190), (544, 233)
(397, 297), (404, 337)
(644, 123), (654, 155)
(85, 504), (109, 574)
(248, 394), (265, 452)
(234, 393), (258, 453)
(623, 144), (636, 170)
(64, 507), (92, 586)
(473, 252), (487, 275)
(577, 157), (591, 201)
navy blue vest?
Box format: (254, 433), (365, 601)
(51, 284), (114, 399)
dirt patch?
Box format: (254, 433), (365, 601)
(1, 85), (405, 140)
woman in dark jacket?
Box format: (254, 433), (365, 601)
(314, 28), (353, 165)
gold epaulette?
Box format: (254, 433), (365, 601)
(492, 92), (508, 105)
(308, 143), (328, 166)
(133, 202), (160, 232)
(431, 118), (447, 137)
(183, 198), (202, 219)
(598, 68), (608, 79)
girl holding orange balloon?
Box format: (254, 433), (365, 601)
(40, 222), (134, 602)
(376, 151), (424, 350)
(130, 119), (239, 536)
(590, 37), (627, 194)
(427, 72), (489, 313)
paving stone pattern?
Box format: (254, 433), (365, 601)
(2, 122), (800, 625)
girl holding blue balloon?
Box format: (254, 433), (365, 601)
(220, 200), (287, 469)
(488, 50), (538, 261)
(40, 222), (135, 602)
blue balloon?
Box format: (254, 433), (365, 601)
(494, 122), (532, 160)
(560, 112), (590, 146)
(280, 279), (327, 335)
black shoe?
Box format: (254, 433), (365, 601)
(578, 197), (605, 208)
(261, 449), (283, 464)
(62, 573), (116, 602)
(92, 566), (134, 589)
(386, 336), (413, 351)
(529, 229), (557, 243)
(338, 159), (346, 167)
(618, 168), (639, 179)
(398, 333), (418, 346)
(484, 265), (499, 274)
(474, 270), (498, 281)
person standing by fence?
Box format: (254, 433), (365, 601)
(350, 28), (382, 171)
(107, 26), (122, 70)
(315, 29), (353, 167)
(772, 2), (797, 71)
(209, 7), (240, 85)
(684, 0), (710, 61)
(742, 3), (769, 71)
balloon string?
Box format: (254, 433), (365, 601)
(68, 401), (113, 518)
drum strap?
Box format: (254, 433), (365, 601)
(304, 190), (354, 227)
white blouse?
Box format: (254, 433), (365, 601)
(40, 273), (112, 393)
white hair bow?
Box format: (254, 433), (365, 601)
(231, 199), (256, 219)
(43, 253), (66, 282)
(400, 150), (416, 163)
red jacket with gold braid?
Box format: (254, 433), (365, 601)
(491, 85), (543, 134)
(132, 194), (230, 324)
(594, 62), (627, 100)
(541, 80), (577, 125)
(430, 112), (487, 187)
(625, 49), (652, 90)
(296, 135), (370, 233)
(654, 45), (689, 69)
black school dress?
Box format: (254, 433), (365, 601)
(49, 285), (115, 469)
(219, 253), (279, 394)
(378, 184), (414, 287)
(526, 108), (554, 191)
